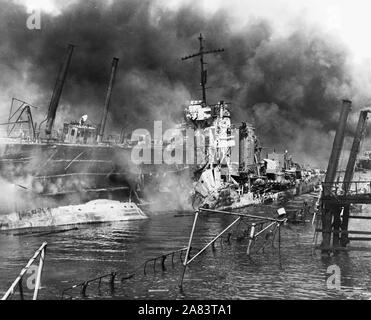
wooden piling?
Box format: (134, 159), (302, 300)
(341, 204), (351, 247)
(247, 223), (256, 255)
(332, 205), (342, 248)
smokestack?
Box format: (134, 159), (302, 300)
(324, 99), (352, 193)
(97, 57), (119, 143)
(45, 44), (74, 135)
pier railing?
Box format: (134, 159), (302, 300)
(321, 181), (371, 203)
(61, 246), (195, 299)
(1, 242), (47, 300)
(316, 180), (371, 252)
(61, 272), (117, 299)
(179, 208), (287, 288)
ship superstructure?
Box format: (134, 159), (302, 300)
(180, 34), (322, 210)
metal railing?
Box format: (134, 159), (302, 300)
(61, 272), (117, 299)
(143, 247), (188, 275)
(1, 242), (47, 300)
(179, 208), (287, 287)
(61, 246), (197, 299)
(322, 181), (371, 197)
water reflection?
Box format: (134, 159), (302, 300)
(1, 194), (371, 300)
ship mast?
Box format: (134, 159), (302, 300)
(97, 57), (119, 143)
(45, 44), (74, 136)
(181, 34), (224, 105)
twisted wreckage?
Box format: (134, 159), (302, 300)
(0, 36), (322, 230)
(180, 34), (323, 210)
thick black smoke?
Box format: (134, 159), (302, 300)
(0, 0), (366, 167)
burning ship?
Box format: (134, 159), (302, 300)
(177, 34), (323, 210)
(0, 36), (323, 227)
(0, 45), (139, 217)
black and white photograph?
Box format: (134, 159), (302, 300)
(0, 0), (370, 311)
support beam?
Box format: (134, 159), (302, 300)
(33, 246), (45, 300)
(321, 99), (352, 251)
(341, 110), (370, 246)
(179, 208), (285, 287)
(342, 111), (370, 192)
(333, 205), (342, 247)
(340, 204), (350, 246)
(247, 223), (256, 255)
(185, 217), (241, 265)
(324, 99), (352, 187)
(179, 211), (199, 288)
(1, 242), (47, 300)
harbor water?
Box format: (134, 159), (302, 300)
(1, 192), (371, 300)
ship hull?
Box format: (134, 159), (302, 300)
(219, 176), (322, 211)
(0, 200), (147, 231)
(0, 139), (138, 213)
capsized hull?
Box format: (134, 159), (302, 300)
(0, 199), (147, 231)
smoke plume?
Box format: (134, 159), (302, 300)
(0, 0), (370, 170)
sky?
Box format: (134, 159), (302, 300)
(17, 0), (371, 64)
(3, 0), (371, 168)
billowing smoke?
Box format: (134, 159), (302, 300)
(0, 0), (369, 170)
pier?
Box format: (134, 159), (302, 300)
(317, 101), (371, 252)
